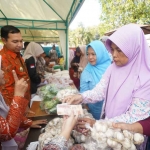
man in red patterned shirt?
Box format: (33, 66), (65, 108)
(0, 25), (47, 129)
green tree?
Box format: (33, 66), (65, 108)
(99, 0), (150, 35)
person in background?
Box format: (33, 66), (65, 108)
(100, 36), (109, 46)
(71, 47), (82, 89)
(78, 45), (88, 78)
(44, 56), (53, 73)
(58, 55), (65, 70)
(64, 24), (150, 150)
(71, 46), (81, 72)
(0, 25), (47, 149)
(80, 41), (111, 119)
(69, 49), (75, 80)
(49, 44), (58, 64)
(36, 52), (46, 78)
(101, 36), (113, 62)
(23, 42), (45, 95)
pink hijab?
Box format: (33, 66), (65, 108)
(69, 49), (75, 68)
(79, 45), (88, 69)
(105, 24), (150, 118)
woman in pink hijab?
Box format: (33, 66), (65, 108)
(64, 24), (150, 149)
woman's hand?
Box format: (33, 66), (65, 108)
(113, 122), (143, 134)
(61, 112), (78, 140)
(13, 70), (28, 97)
(31, 119), (48, 128)
(75, 118), (96, 135)
(63, 94), (83, 104)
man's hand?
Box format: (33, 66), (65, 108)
(13, 70), (28, 97)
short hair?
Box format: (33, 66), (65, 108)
(1, 25), (20, 40)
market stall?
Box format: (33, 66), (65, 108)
(24, 70), (78, 149)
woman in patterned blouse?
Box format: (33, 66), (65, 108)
(0, 69), (28, 145)
(63, 24), (150, 150)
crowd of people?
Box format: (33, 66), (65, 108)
(0, 23), (150, 150)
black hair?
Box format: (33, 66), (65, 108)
(76, 46), (81, 53)
(1, 25), (20, 40)
(24, 42), (30, 49)
(45, 56), (51, 59)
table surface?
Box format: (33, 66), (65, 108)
(24, 101), (58, 149)
(27, 101), (49, 117)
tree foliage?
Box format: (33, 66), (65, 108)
(99, 0), (150, 34)
(69, 0), (150, 47)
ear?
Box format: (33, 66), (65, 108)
(1, 38), (7, 44)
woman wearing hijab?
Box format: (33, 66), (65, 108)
(71, 47), (82, 89)
(23, 42), (45, 94)
(80, 41), (111, 119)
(78, 45), (88, 78)
(0, 59), (28, 149)
(64, 24), (150, 149)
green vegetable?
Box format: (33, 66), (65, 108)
(49, 106), (57, 114)
(44, 99), (59, 109)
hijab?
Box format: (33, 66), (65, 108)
(69, 49), (74, 68)
(105, 24), (150, 118)
(85, 40), (111, 84)
(72, 47), (81, 64)
(23, 42), (44, 63)
(0, 55), (18, 149)
(79, 45), (88, 69)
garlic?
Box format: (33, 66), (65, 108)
(133, 133), (144, 144)
(101, 123), (108, 132)
(123, 130), (133, 140)
(121, 138), (131, 149)
(99, 132), (107, 138)
(114, 131), (124, 141)
(94, 121), (103, 132)
(107, 139), (118, 148)
(53, 118), (60, 125)
(98, 142), (109, 149)
(113, 143), (122, 150)
(106, 128), (114, 138)
(81, 134), (86, 142)
(130, 143), (136, 150)
(106, 120), (113, 127)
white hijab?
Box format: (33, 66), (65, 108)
(23, 42), (44, 63)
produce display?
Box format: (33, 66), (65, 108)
(56, 88), (78, 102)
(84, 120), (144, 150)
(37, 76), (78, 114)
(38, 117), (74, 150)
(37, 84), (61, 114)
(45, 71), (73, 88)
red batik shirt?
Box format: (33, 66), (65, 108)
(0, 47), (32, 128)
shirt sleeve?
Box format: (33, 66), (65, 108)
(81, 77), (108, 104)
(139, 117), (150, 136)
(111, 98), (150, 124)
(42, 136), (67, 150)
(0, 96), (28, 142)
(25, 57), (41, 84)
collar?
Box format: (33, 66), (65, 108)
(3, 47), (18, 59)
